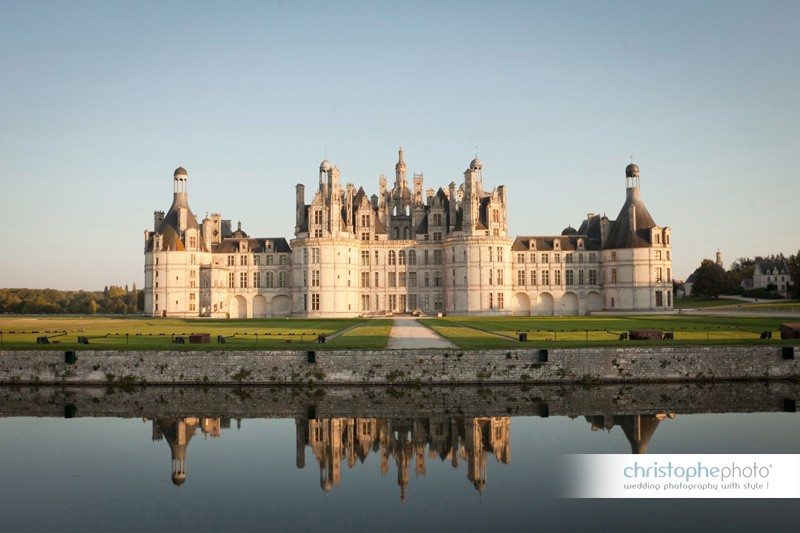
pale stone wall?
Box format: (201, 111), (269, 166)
(1, 346), (796, 386)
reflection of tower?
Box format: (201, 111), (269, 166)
(151, 416), (223, 486)
(584, 414), (673, 454)
(464, 417), (511, 492)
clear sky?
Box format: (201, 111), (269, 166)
(1, 0), (798, 290)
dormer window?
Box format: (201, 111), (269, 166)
(313, 209), (323, 225)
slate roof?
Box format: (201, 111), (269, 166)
(603, 190), (658, 249)
(755, 261), (789, 275)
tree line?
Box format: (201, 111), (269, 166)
(0, 285), (144, 314)
(684, 251), (800, 299)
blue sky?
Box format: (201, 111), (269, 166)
(1, 0), (798, 289)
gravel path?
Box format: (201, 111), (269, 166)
(386, 317), (457, 349)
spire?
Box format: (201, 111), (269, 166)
(395, 146), (407, 170)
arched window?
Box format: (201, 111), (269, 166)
(399, 250), (406, 265)
(393, 227), (400, 239)
(388, 250), (396, 265)
(408, 250), (417, 265)
(403, 227), (410, 239)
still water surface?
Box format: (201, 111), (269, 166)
(0, 383), (798, 532)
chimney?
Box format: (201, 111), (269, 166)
(295, 184), (306, 234)
(153, 211), (165, 232)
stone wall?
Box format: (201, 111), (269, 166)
(1, 381), (797, 419)
(0, 345), (797, 386)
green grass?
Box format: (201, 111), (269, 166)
(420, 315), (798, 349)
(673, 297), (742, 309)
(674, 297), (800, 312)
(323, 320), (393, 349)
(0, 316), (367, 351)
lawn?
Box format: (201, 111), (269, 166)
(0, 316), (389, 351)
(674, 297), (800, 312)
(673, 297), (741, 309)
(419, 315), (797, 349)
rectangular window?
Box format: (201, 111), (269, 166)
(434, 274), (442, 287)
(278, 272), (286, 287)
(424, 273), (430, 287)
(312, 248), (320, 264)
(266, 255), (273, 265)
(388, 272), (396, 287)
(361, 294), (370, 311)
(253, 254), (261, 265)
(489, 292), (494, 309)
(266, 272), (274, 288)
(578, 270), (585, 285)
(361, 272), (370, 288)
(655, 290), (663, 307)
(311, 293), (320, 311)
(566, 270), (574, 285)
(190, 254), (196, 265)
(565, 253), (573, 263)
(488, 269), (493, 286)
(589, 252), (596, 262)
(542, 253), (549, 263)
(409, 272), (417, 287)
(498, 292), (504, 309)
(530, 270), (537, 285)
(240, 255), (248, 266)
(655, 267), (663, 282)
(424, 250), (430, 265)
(655, 250), (662, 260)
(496, 269), (503, 285)
(497, 247), (503, 262)
(433, 294), (443, 310)
(253, 272), (261, 288)
(375, 272), (379, 287)
(542, 270), (550, 285)
(554, 253), (560, 263)
(433, 250), (442, 265)
(228, 272), (235, 288)
(611, 251), (617, 261)
(227, 255), (234, 266)
(666, 251), (671, 260)
(611, 268), (617, 283)
(488, 247), (493, 262)
(517, 253), (525, 264)
(240, 272), (248, 288)
(517, 270), (526, 286)
(589, 269), (597, 285)
(361, 250), (370, 266)
(313, 210), (323, 225)
(279, 255), (287, 265)
(388, 294), (397, 311)
(312, 270), (320, 287)
(555, 269), (562, 285)
(667, 268), (671, 281)
(399, 272), (406, 287)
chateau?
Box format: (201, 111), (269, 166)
(143, 150), (673, 318)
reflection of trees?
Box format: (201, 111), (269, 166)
(297, 417), (511, 501)
(583, 413), (675, 454)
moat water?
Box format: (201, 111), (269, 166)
(0, 383), (798, 532)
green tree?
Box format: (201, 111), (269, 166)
(690, 259), (735, 298)
(787, 250), (800, 299)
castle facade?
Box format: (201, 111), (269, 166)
(143, 150), (673, 317)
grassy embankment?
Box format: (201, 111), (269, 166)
(419, 315), (799, 349)
(674, 297), (800, 312)
(0, 316), (392, 351)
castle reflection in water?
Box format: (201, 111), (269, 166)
(148, 412), (674, 499)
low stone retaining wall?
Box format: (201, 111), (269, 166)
(0, 345), (797, 386)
